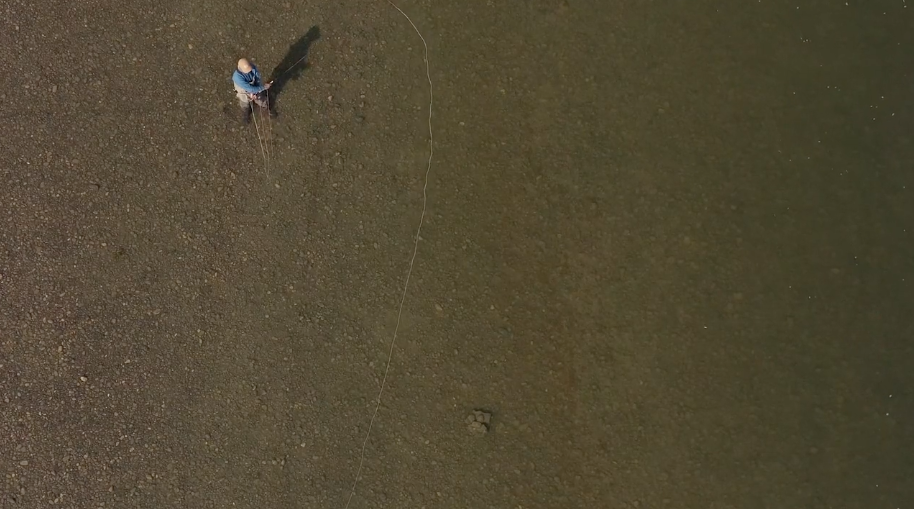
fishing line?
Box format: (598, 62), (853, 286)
(250, 101), (269, 177)
(343, 1), (434, 507)
(261, 93), (274, 179)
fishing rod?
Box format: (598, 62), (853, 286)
(277, 55), (309, 79)
(258, 56), (307, 91)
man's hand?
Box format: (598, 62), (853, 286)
(265, 81), (273, 90)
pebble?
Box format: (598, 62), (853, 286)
(467, 421), (488, 434)
(19, 460), (28, 466)
(467, 410), (492, 434)
(79, 376), (87, 382)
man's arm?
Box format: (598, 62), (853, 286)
(232, 71), (266, 94)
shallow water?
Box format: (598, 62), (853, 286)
(0, 0), (911, 507)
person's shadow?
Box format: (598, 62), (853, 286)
(267, 26), (321, 115)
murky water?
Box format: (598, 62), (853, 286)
(1, 0), (911, 507)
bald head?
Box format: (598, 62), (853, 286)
(237, 58), (252, 73)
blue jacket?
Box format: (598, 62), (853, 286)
(233, 65), (267, 94)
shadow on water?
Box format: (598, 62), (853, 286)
(267, 26), (321, 114)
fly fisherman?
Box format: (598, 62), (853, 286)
(232, 58), (275, 123)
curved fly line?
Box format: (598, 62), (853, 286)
(343, 1), (434, 507)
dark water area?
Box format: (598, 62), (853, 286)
(561, 1), (914, 506)
(436, 0), (914, 506)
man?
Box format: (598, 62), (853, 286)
(232, 58), (275, 123)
